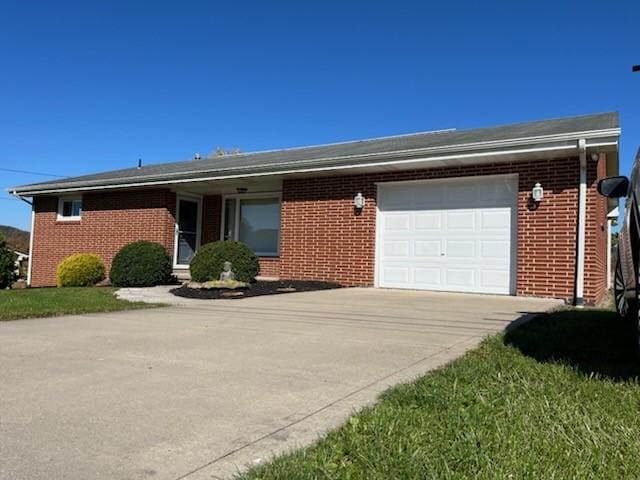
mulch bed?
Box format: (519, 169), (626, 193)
(170, 280), (341, 300)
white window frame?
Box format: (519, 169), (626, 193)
(57, 196), (83, 221)
(173, 194), (203, 269)
(220, 192), (282, 257)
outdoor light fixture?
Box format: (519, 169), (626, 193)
(354, 192), (366, 209)
(532, 183), (544, 202)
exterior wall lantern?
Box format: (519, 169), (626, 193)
(532, 183), (544, 203)
(354, 192), (366, 209)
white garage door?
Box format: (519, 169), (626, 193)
(376, 175), (517, 295)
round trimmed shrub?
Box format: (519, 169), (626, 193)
(56, 253), (105, 287)
(110, 241), (172, 287)
(190, 241), (259, 283)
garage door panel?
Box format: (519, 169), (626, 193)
(479, 270), (510, 291)
(480, 240), (510, 259)
(446, 211), (475, 231)
(414, 267), (441, 286)
(445, 268), (476, 287)
(383, 240), (410, 258)
(446, 240), (475, 258)
(480, 210), (511, 230)
(414, 240), (442, 257)
(415, 212), (441, 230)
(377, 176), (516, 295)
(384, 213), (411, 231)
(382, 266), (410, 285)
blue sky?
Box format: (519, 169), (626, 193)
(1, 0), (638, 230)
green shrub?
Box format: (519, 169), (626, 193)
(110, 241), (172, 287)
(0, 235), (16, 289)
(56, 253), (105, 287)
(190, 241), (259, 283)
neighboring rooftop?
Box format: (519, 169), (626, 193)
(10, 112), (620, 195)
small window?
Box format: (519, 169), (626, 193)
(58, 197), (82, 220)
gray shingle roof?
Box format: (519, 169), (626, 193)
(10, 112), (619, 195)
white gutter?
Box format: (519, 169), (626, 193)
(575, 138), (587, 306)
(10, 137), (619, 196)
(27, 203), (35, 287)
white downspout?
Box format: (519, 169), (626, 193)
(607, 218), (612, 288)
(575, 139), (587, 306)
(27, 203), (35, 287)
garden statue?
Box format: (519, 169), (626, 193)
(219, 261), (236, 281)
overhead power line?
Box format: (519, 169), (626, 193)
(0, 167), (67, 178)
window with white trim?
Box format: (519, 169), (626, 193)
(57, 197), (82, 221)
(223, 196), (280, 256)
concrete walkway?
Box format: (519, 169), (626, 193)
(116, 285), (203, 305)
(0, 288), (561, 480)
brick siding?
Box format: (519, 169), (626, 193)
(279, 157), (608, 304)
(584, 154), (608, 304)
(201, 195), (222, 244)
(31, 189), (176, 287)
(29, 158), (608, 303)
(258, 258), (281, 278)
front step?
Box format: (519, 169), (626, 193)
(173, 269), (190, 281)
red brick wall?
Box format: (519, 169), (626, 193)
(29, 158), (608, 302)
(31, 189), (176, 287)
(279, 157), (608, 303)
(201, 195), (222, 244)
(584, 154), (609, 304)
(258, 258), (281, 278)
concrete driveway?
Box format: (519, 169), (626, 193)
(0, 288), (559, 479)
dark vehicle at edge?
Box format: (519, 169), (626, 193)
(598, 148), (640, 351)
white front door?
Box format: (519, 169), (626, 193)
(174, 196), (202, 268)
(376, 175), (517, 295)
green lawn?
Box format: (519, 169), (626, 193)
(0, 287), (161, 321)
(240, 307), (640, 479)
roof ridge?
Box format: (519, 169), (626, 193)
(176, 111), (619, 164)
(202, 128), (457, 160)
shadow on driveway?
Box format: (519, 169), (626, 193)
(504, 308), (640, 382)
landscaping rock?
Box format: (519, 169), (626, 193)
(200, 280), (249, 290)
(221, 291), (245, 298)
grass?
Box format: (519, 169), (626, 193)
(239, 307), (640, 479)
(0, 287), (161, 321)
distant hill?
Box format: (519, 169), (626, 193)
(0, 225), (29, 253)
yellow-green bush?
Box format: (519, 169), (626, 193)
(56, 253), (106, 287)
